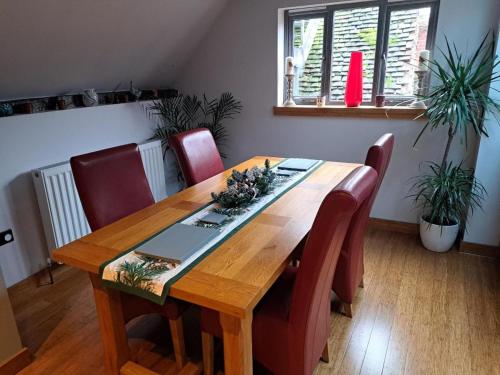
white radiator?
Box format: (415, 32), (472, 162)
(32, 140), (167, 257)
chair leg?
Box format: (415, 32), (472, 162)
(202, 332), (214, 375)
(321, 342), (330, 363)
(342, 302), (353, 318)
(169, 316), (187, 369)
(359, 277), (364, 288)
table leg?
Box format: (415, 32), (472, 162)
(219, 312), (253, 375)
(89, 273), (130, 374)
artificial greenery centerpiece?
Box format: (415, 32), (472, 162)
(211, 159), (277, 208)
(148, 92), (242, 157)
(409, 34), (498, 251)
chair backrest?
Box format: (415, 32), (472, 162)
(341, 133), (394, 260)
(169, 128), (224, 187)
(289, 166), (378, 374)
(365, 133), (394, 200)
(70, 144), (155, 231)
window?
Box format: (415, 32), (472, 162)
(330, 6), (380, 102)
(284, 0), (439, 105)
(291, 14), (326, 98)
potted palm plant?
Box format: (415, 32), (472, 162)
(147, 92), (242, 190)
(410, 34), (499, 252)
(411, 162), (486, 252)
(148, 92), (243, 158)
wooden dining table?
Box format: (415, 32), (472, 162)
(52, 156), (360, 375)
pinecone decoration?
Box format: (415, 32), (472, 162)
(211, 159), (277, 208)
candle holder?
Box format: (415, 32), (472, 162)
(283, 73), (296, 107)
(409, 70), (428, 109)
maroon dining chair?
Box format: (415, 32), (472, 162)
(199, 166), (378, 375)
(70, 143), (188, 369)
(169, 128), (225, 187)
(332, 133), (394, 317)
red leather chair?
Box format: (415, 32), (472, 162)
(169, 128), (225, 187)
(200, 166), (378, 375)
(70, 143), (188, 369)
(332, 133), (394, 317)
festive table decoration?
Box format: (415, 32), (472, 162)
(211, 159), (276, 208)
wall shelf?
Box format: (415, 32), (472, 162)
(0, 89), (178, 118)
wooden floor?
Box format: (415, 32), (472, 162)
(8, 228), (500, 375)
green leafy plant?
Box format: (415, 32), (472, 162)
(410, 33), (498, 229)
(211, 159), (277, 208)
(415, 34), (500, 167)
(148, 93), (242, 158)
(409, 162), (486, 229)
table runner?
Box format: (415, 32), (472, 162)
(100, 159), (324, 305)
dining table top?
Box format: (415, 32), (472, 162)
(52, 156), (361, 319)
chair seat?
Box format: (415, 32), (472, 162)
(200, 266), (298, 371)
(121, 293), (188, 323)
(201, 266), (297, 336)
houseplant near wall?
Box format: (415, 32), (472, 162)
(410, 34), (499, 252)
(148, 92), (242, 158)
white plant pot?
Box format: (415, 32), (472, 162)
(419, 217), (459, 253)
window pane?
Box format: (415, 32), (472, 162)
(292, 17), (325, 97)
(384, 7), (431, 97)
(330, 7), (379, 102)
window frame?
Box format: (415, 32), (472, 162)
(285, 8), (329, 105)
(379, 0), (440, 105)
(284, 0), (440, 106)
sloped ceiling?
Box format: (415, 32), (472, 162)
(0, 0), (228, 100)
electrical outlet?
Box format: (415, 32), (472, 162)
(0, 229), (14, 246)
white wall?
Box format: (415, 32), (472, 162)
(0, 103), (180, 287)
(175, 0), (499, 227)
(0, 0), (233, 287)
(464, 32), (500, 247)
(0, 256), (23, 362)
(0, 0), (228, 100)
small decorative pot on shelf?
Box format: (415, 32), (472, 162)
(419, 216), (459, 253)
(316, 96), (326, 107)
(375, 95), (385, 108)
(117, 93), (129, 103)
(13, 102), (33, 114)
(56, 97), (66, 110)
(0, 103), (14, 117)
(82, 89), (98, 107)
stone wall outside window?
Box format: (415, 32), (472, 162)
(293, 7), (429, 101)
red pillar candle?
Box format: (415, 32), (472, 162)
(344, 51), (363, 107)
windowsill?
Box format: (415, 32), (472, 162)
(273, 105), (426, 120)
